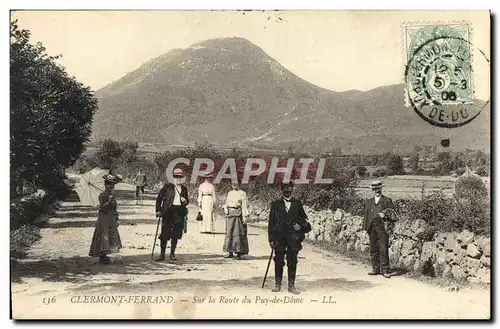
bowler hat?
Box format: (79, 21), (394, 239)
(280, 181), (294, 190)
(371, 180), (384, 189)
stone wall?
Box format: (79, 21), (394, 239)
(248, 204), (490, 284)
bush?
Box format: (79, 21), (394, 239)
(372, 167), (387, 178)
(357, 166), (367, 177)
(10, 225), (41, 259)
(475, 166), (488, 177)
(72, 154), (98, 174)
(455, 167), (466, 176)
(394, 189), (490, 236)
(395, 191), (455, 227)
(10, 190), (54, 230)
(454, 173), (488, 200)
(386, 155), (404, 175)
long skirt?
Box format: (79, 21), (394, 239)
(199, 195), (215, 233)
(223, 215), (249, 254)
(89, 213), (122, 257)
(159, 206), (185, 241)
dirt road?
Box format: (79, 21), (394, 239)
(11, 184), (490, 319)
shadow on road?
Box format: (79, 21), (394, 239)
(51, 210), (145, 219)
(70, 275), (377, 294)
(45, 218), (161, 229)
(11, 253), (172, 284)
(11, 252), (265, 285)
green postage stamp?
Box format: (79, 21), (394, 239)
(403, 23), (484, 128)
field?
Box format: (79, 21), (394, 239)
(356, 176), (456, 200)
(357, 175), (490, 200)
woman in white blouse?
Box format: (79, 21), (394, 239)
(197, 174), (216, 234)
(222, 180), (249, 260)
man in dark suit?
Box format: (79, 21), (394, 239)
(363, 180), (395, 278)
(268, 182), (311, 294)
(155, 168), (189, 261)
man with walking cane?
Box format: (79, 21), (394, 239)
(363, 180), (396, 278)
(154, 168), (189, 262)
(266, 182), (311, 294)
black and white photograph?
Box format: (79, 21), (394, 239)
(9, 9), (491, 319)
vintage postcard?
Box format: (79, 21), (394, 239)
(10, 10), (491, 319)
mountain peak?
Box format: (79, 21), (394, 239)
(92, 38), (490, 153)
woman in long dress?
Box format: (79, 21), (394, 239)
(197, 175), (216, 233)
(222, 180), (249, 260)
(89, 173), (123, 264)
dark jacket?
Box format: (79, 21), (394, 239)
(156, 183), (189, 217)
(268, 197), (312, 243)
(363, 195), (394, 231)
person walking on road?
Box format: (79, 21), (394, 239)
(362, 180), (395, 278)
(155, 168), (189, 261)
(268, 182), (311, 294)
(89, 173), (123, 264)
(197, 174), (216, 234)
(222, 179), (249, 260)
(134, 170), (147, 204)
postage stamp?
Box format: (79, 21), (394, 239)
(403, 23), (485, 128)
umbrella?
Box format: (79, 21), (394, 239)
(74, 167), (110, 207)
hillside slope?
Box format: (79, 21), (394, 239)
(92, 37), (490, 153)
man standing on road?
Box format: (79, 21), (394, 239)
(134, 170), (147, 204)
(362, 180), (395, 278)
(268, 182), (311, 294)
(155, 168), (189, 261)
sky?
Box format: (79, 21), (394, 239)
(11, 10), (490, 96)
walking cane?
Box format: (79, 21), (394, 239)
(262, 248), (274, 289)
(151, 215), (161, 260)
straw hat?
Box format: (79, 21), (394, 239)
(173, 168), (185, 177)
(371, 180), (384, 189)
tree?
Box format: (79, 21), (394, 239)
(437, 152), (452, 173)
(357, 166), (367, 177)
(10, 20), (98, 197)
(95, 139), (124, 169)
(409, 153), (419, 171)
(386, 154), (404, 175)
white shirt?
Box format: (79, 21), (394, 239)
(173, 184), (182, 206)
(374, 195), (381, 205)
(197, 181), (216, 204)
(283, 197), (291, 212)
(223, 189), (249, 217)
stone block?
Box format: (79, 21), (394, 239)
(480, 255), (490, 268)
(465, 257), (481, 276)
(435, 248), (447, 265)
(457, 230), (475, 246)
(466, 244), (482, 259)
(475, 267), (490, 283)
(333, 209), (344, 222)
(451, 265), (467, 281)
(444, 233), (460, 251)
(402, 254), (416, 269)
(441, 264), (452, 278)
(476, 237), (490, 257)
(401, 239), (417, 255)
(420, 241), (436, 261)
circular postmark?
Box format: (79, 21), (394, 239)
(405, 32), (489, 128)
